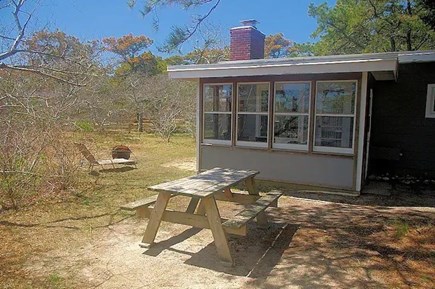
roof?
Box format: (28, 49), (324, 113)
(398, 50), (435, 63)
(168, 50), (435, 81)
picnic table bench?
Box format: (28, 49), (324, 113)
(121, 167), (282, 265)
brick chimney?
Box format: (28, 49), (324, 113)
(230, 20), (265, 61)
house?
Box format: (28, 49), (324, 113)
(167, 20), (435, 193)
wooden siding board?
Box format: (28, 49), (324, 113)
(200, 145), (354, 189)
(370, 62), (435, 176)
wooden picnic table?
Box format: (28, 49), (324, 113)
(121, 167), (282, 265)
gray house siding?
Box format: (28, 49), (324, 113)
(200, 146), (354, 189)
(370, 62), (435, 177)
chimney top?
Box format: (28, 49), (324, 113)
(240, 19), (258, 28)
(230, 19), (265, 61)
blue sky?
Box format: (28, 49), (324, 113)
(3, 0), (336, 57)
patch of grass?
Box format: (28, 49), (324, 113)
(81, 197), (91, 206)
(47, 272), (65, 288)
(0, 131), (196, 288)
(392, 219), (410, 239)
(74, 120), (94, 132)
(421, 275), (432, 282)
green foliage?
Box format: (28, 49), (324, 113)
(165, 55), (189, 65)
(184, 47), (229, 64)
(290, 42), (315, 57)
(102, 34), (167, 77)
(103, 34), (153, 60)
(160, 26), (191, 53)
(420, 0), (435, 29)
(265, 33), (294, 58)
(74, 120), (94, 132)
(103, 34), (159, 76)
(265, 33), (315, 58)
(163, 46), (229, 65)
(129, 0), (214, 12)
(129, 0), (221, 52)
(392, 219), (410, 239)
(47, 272), (64, 287)
(155, 56), (168, 73)
(309, 0), (435, 55)
(113, 51), (165, 76)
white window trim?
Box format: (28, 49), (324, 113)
(202, 83), (233, 145)
(272, 81), (311, 151)
(273, 142), (308, 151)
(313, 80), (358, 155)
(425, 84), (435, 118)
(236, 82), (270, 148)
(236, 140), (268, 148)
(314, 146), (354, 155)
(202, 139), (232, 146)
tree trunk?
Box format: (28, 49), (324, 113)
(390, 37), (396, 51)
(407, 30), (412, 51)
(406, 0), (413, 51)
(137, 112), (144, 132)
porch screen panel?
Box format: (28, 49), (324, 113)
(237, 83), (269, 147)
(273, 82), (311, 150)
(203, 84), (232, 143)
(314, 81), (357, 154)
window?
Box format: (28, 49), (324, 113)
(203, 84), (233, 144)
(426, 84), (435, 118)
(273, 82), (311, 150)
(314, 81), (357, 154)
(237, 83), (270, 147)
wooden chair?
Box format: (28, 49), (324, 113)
(74, 143), (137, 170)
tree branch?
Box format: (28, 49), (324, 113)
(0, 0), (32, 61)
(0, 63), (87, 87)
(325, 20), (366, 50)
(159, 0), (221, 52)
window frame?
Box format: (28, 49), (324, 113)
(272, 81), (312, 151)
(202, 83), (233, 146)
(236, 82), (271, 148)
(313, 80), (358, 155)
(425, 84), (435, 119)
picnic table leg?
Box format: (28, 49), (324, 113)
(140, 191), (171, 247)
(245, 177), (268, 227)
(245, 177), (258, 196)
(224, 188), (233, 199)
(202, 196), (233, 265)
(186, 197), (200, 213)
(196, 199), (206, 215)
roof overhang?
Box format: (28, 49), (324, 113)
(168, 52), (400, 81)
(398, 50), (435, 63)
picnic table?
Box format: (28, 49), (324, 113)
(121, 167), (282, 265)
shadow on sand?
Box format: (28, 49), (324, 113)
(142, 223), (298, 277)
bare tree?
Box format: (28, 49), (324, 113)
(0, 0), (97, 85)
(129, 74), (196, 141)
(0, 70), (84, 209)
(0, 16), (101, 209)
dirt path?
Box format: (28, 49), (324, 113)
(20, 193), (435, 289)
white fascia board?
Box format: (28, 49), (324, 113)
(399, 51), (435, 63)
(168, 58), (398, 79)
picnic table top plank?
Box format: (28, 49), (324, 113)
(149, 168), (259, 198)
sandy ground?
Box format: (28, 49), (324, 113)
(20, 191), (435, 289)
(161, 158), (196, 172)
